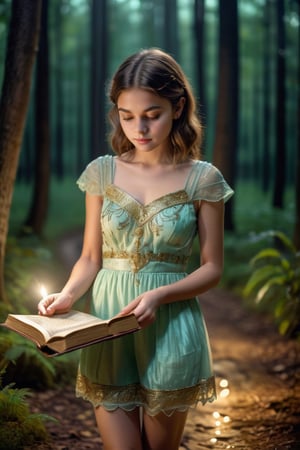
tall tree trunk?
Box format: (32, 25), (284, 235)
(0, 0), (41, 302)
(20, 115), (34, 183)
(90, 0), (108, 160)
(253, 76), (262, 181)
(194, 0), (206, 126)
(164, 0), (179, 58)
(213, 0), (239, 231)
(295, 100), (300, 249)
(24, 0), (50, 236)
(262, 0), (272, 192)
(54, 0), (64, 179)
(272, 0), (286, 208)
(294, 0), (300, 249)
(76, 37), (85, 174)
(153, 0), (165, 46)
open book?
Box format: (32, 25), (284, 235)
(1, 310), (140, 356)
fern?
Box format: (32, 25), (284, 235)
(0, 368), (56, 449)
(244, 230), (300, 338)
(0, 333), (58, 391)
(4, 341), (56, 376)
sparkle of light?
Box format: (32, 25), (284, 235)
(213, 411), (220, 418)
(220, 388), (230, 398)
(224, 415), (231, 423)
(220, 378), (229, 388)
(40, 285), (48, 298)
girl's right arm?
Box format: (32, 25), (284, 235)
(38, 193), (103, 316)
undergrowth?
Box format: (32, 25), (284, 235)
(244, 231), (300, 338)
(0, 367), (56, 449)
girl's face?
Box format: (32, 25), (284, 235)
(117, 88), (182, 155)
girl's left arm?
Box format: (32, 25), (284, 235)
(121, 200), (225, 326)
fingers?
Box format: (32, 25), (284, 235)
(134, 306), (156, 327)
(119, 295), (156, 328)
(38, 294), (60, 316)
(118, 297), (140, 316)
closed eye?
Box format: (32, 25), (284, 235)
(120, 115), (160, 122)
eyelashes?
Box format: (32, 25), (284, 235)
(121, 116), (161, 122)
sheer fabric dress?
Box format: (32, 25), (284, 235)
(75, 155), (233, 416)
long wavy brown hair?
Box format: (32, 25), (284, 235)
(108, 48), (203, 163)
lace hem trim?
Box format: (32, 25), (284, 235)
(75, 372), (216, 417)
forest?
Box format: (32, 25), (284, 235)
(0, 0), (299, 448)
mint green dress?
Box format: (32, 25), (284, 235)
(75, 155), (233, 416)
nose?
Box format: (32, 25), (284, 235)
(137, 119), (148, 135)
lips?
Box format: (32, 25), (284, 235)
(135, 138), (152, 144)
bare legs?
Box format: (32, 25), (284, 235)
(94, 406), (188, 450)
(94, 407), (142, 450)
(142, 410), (188, 450)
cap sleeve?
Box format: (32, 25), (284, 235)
(187, 161), (234, 203)
(76, 155), (114, 195)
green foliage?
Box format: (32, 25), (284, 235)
(9, 178), (84, 239)
(244, 231), (300, 338)
(222, 232), (256, 293)
(0, 332), (57, 389)
(220, 183), (295, 294)
(2, 230), (79, 391)
(0, 329), (78, 390)
(0, 367), (56, 450)
(4, 236), (53, 312)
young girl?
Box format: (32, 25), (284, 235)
(38, 48), (233, 450)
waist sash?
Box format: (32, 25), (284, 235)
(102, 251), (188, 273)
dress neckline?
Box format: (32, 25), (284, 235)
(110, 156), (197, 207)
(109, 184), (188, 209)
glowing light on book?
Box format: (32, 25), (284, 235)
(40, 285), (48, 298)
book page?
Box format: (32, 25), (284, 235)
(9, 311), (103, 340)
(109, 314), (139, 334)
(47, 315), (140, 353)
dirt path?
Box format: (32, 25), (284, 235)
(29, 288), (300, 450)
(183, 290), (300, 449)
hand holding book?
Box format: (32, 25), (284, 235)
(38, 290), (75, 316)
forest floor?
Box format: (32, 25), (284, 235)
(28, 234), (300, 450)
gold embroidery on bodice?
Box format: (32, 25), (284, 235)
(105, 184), (189, 223)
(103, 185), (192, 274)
